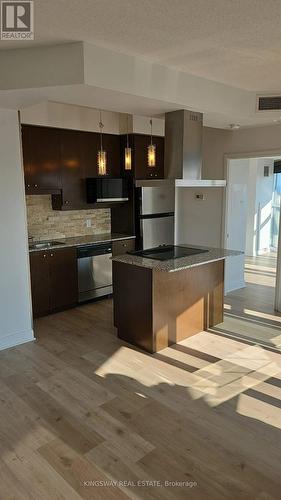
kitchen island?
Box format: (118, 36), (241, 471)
(112, 245), (239, 353)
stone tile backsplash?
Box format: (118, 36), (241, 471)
(26, 195), (111, 241)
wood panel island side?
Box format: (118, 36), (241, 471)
(112, 246), (239, 353)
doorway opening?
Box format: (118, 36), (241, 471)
(214, 156), (281, 350)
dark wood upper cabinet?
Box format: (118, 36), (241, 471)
(51, 129), (96, 210)
(80, 131), (121, 178)
(22, 125), (123, 209)
(81, 130), (99, 179)
(29, 247), (78, 318)
(22, 125), (62, 193)
(120, 134), (164, 179)
(52, 130), (122, 210)
(102, 133), (121, 177)
(22, 126), (164, 194)
(59, 129), (86, 210)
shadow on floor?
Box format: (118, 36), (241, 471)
(1, 297), (281, 498)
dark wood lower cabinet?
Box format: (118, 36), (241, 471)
(29, 247), (78, 318)
(49, 248), (78, 311)
(112, 238), (135, 256)
(113, 259), (224, 353)
(29, 251), (51, 318)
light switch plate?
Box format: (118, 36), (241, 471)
(86, 219), (92, 227)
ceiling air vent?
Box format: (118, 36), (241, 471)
(257, 95), (281, 111)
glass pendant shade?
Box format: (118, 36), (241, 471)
(124, 114), (132, 171)
(147, 118), (156, 167)
(97, 150), (107, 176)
(124, 147), (132, 170)
(147, 143), (156, 167)
(97, 111), (107, 175)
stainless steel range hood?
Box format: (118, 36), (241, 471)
(164, 110), (226, 187)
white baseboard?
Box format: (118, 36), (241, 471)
(0, 329), (35, 351)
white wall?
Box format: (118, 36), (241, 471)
(21, 101), (121, 134)
(0, 109), (33, 350)
(0, 43), (85, 90)
(0, 43), (253, 128)
(202, 124), (281, 248)
(21, 101), (165, 137)
(255, 158), (274, 255)
(225, 157), (275, 292)
(83, 43), (253, 121)
(131, 115), (164, 136)
(175, 187), (223, 247)
(174, 124), (281, 251)
(224, 159), (249, 293)
(236, 157), (275, 258)
(245, 159), (257, 256)
(118, 113), (165, 136)
(225, 154), (274, 292)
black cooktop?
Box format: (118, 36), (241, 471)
(128, 245), (208, 261)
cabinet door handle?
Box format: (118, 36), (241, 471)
(43, 254), (47, 258)
(34, 184), (38, 188)
(27, 184), (30, 188)
(50, 253), (54, 257)
(64, 200), (69, 205)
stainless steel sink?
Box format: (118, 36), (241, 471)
(29, 241), (65, 250)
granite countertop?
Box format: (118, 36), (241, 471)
(29, 233), (135, 252)
(112, 244), (242, 273)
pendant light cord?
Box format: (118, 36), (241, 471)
(99, 110), (104, 151)
(126, 114), (129, 148)
(150, 118), (153, 145)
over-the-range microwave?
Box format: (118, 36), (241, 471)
(86, 178), (129, 203)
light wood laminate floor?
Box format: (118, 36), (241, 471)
(212, 253), (281, 350)
(1, 296), (281, 499)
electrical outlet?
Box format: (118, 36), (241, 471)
(86, 219), (91, 228)
(195, 193), (205, 200)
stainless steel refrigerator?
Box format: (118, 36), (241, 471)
(135, 181), (175, 250)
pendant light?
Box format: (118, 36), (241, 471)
(124, 114), (132, 171)
(147, 118), (156, 168)
(97, 110), (107, 176)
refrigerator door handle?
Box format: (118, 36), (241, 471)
(139, 212), (174, 220)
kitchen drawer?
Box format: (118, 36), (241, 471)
(112, 238), (135, 257)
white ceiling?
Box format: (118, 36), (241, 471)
(0, 42), (256, 129)
(1, 0), (281, 92)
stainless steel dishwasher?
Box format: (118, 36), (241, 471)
(77, 243), (113, 302)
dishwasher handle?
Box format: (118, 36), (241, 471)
(77, 243), (112, 259)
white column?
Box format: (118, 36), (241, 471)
(0, 109), (34, 350)
(275, 212), (281, 312)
